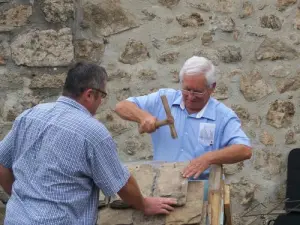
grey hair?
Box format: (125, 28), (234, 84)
(179, 56), (216, 88)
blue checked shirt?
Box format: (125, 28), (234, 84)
(127, 88), (251, 178)
(0, 96), (130, 225)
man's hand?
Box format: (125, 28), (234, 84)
(182, 155), (211, 179)
(143, 197), (177, 215)
(138, 114), (157, 134)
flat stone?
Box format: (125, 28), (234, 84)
(276, 75), (300, 93)
(132, 211), (165, 225)
(121, 136), (152, 159)
(153, 162), (189, 206)
(141, 9), (156, 21)
(285, 130), (296, 144)
(212, 81), (228, 100)
(158, 0), (180, 8)
(294, 124), (300, 134)
(240, 69), (273, 101)
(260, 15), (282, 30)
(218, 45), (242, 63)
(74, 39), (105, 63)
(239, 1), (254, 19)
(82, 0), (138, 37)
(266, 100), (295, 128)
(259, 131), (274, 146)
(217, 16), (235, 32)
(186, 0), (210, 12)
(98, 208), (133, 225)
(231, 104), (250, 123)
(194, 48), (219, 66)
(166, 181), (204, 225)
(224, 162), (244, 175)
(40, 0), (73, 23)
(231, 177), (256, 206)
(277, 0), (297, 11)
(11, 28), (74, 67)
(108, 69), (131, 82)
(29, 73), (66, 89)
(157, 51), (179, 64)
(201, 31), (213, 46)
(170, 69), (180, 83)
(0, 5), (32, 26)
(176, 13), (204, 27)
(255, 37), (298, 61)
(119, 39), (150, 65)
(166, 32), (197, 45)
(138, 69), (157, 81)
(0, 40), (10, 65)
(269, 65), (292, 78)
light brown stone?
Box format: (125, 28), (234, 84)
(0, 5), (32, 26)
(277, 0), (297, 11)
(218, 45), (242, 63)
(82, 0), (138, 37)
(11, 28), (74, 67)
(269, 65), (292, 78)
(224, 162), (244, 175)
(0, 73), (24, 91)
(239, 1), (254, 19)
(166, 32), (197, 45)
(266, 100), (295, 128)
(295, 9), (300, 30)
(41, 0), (73, 23)
(186, 0), (210, 12)
(98, 208), (133, 225)
(170, 69), (180, 83)
(231, 177), (256, 206)
(166, 181), (204, 225)
(276, 76), (300, 93)
(217, 16), (235, 32)
(108, 69), (131, 82)
(74, 39), (105, 63)
(138, 69), (157, 81)
(194, 48), (220, 66)
(158, 0), (180, 8)
(201, 31), (213, 46)
(240, 69), (273, 101)
(132, 211), (165, 225)
(153, 162), (189, 206)
(285, 130), (296, 144)
(255, 37), (298, 61)
(259, 131), (274, 146)
(212, 81), (228, 100)
(231, 105), (250, 123)
(29, 73), (66, 89)
(119, 39), (150, 65)
(0, 40), (10, 65)
(260, 15), (282, 30)
(157, 51), (179, 64)
(176, 13), (204, 27)
(116, 87), (132, 101)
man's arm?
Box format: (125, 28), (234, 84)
(0, 165), (14, 195)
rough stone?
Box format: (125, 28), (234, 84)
(176, 13), (204, 27)
(98, 208), (133, 225)
(153, 162), (189, 206)
(239, 1), (254, 19)
(231, 104), (250, 123)
(170, 69), (179, 83)
(166, 32), (197, 45)
(240, 69), (273, 101)
(231, 177), (256, 207)
(0, 72), (24, 91)
(41, 0), (73, 23)
(186, 0), (210, 12)
(277, 0), (297, 11)
(201, 31), (213, 46)
(276, 75), (300, 93)
(0, 40), (10, 65)
(294, 124), (300, 134)
(269, 65), (292, 78)
(11, 28), (74, 67)
(157, 51), (179, 64)
(266, 100), (295, 128)
(165, 181), (204, 225)
(212, 81), (228, 100)
(121, 136), (151, 158)
(255, 37), (298, 61)
(141, 9), (156, 21)
(0, 5), (32, 26)
(119, 39), (150, 65)
(295, 9), (300, 30)
(253, 150), (283, 177)
(82, 0), (138, 37)
(217, 16), (235, 32)
(158, 0), (180, 8)
(108, 69), (131, 82)
(138, 69), (157, 81)
(74, 39), (105, 63)
(218, 45), (242, 63)
(224, 162), (244, 175)
(259, 131), (274, 146)
(260, 15), (282, 30)
(132, 211), (165, 225)
(115, 87), (132, 101)
(285, 130), (296, 144)
(194, 48), (220, 65)
(29, 73), (66, 89)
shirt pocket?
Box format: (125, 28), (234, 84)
(194, 144), (212, 157)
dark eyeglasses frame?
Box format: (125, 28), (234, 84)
(90, 88), (107, 98)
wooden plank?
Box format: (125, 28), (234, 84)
(224, 184), (232, 225)
(208, 165), (223, 225)
(165, 181), (204, 225)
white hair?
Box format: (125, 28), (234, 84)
(179, 56), (216, 87)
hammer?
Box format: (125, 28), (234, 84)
(155, 95), (178, 139)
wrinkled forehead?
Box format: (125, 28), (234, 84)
(181, 74), (208, 90)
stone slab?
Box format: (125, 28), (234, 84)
(98, 208), (133, 225)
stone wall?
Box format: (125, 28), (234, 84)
(0, 0), (300, 224)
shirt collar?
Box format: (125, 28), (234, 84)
(56, 96), (92, 116)
(172, 93), (216, 120)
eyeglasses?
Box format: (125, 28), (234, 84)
(181, 89), (207, 98)
(91, 88), (107, 98)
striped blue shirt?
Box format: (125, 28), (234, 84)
(0, 96), (130, 225)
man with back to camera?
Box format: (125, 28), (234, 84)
(115, 56), (252, 203)
(0, 62), (176, 225)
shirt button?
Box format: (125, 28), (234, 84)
(181, 149), (184, 152)
(185, 132), (188, 135)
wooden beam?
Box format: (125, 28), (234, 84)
(208, 164), (223, 225)
(224, 184), (232, 225)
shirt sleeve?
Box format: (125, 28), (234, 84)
(126, 91), (161, 115)
(220, 114), (251, 148)
(0, 123), (16, 168)
(87, 136), (130, 197)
